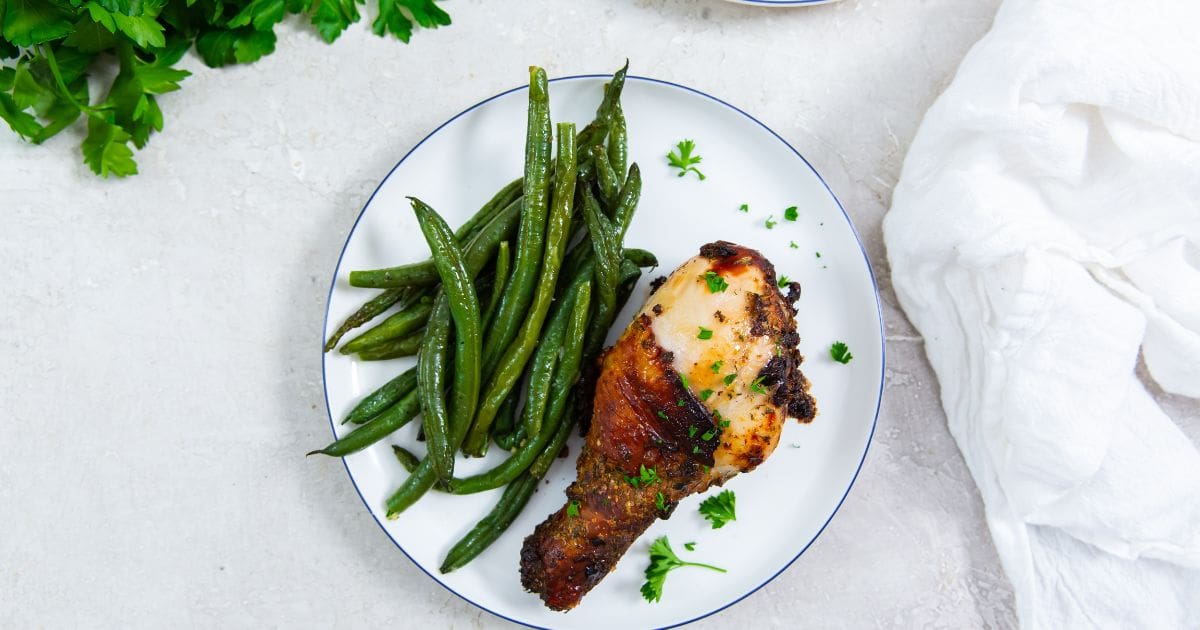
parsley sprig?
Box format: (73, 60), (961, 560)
(698, 489), (736, 529)
(626, 464), (660, 488)
(667, 139), (705, 180)
(640, 536), (726, 603)
(0, 0), (450, 177)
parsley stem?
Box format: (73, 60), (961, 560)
(680, 561), (727, 573)
(40, 44), (102, 120)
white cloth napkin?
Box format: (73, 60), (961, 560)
(883, 0), (1200, 627)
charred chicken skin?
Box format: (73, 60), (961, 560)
(520, 241), (816, 611)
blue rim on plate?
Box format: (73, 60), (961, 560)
(321, 74), (885, 630)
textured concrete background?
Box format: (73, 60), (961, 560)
(0, 1), (1017, 627)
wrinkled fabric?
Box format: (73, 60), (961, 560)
(883, 0), (1200, 627)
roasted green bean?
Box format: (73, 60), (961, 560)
(412, 198), (483, 481)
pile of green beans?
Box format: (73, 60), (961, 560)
(313, 61), (653, 572)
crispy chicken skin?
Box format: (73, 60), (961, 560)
(519, 241), (816, 611)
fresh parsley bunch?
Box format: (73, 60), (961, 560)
(0, 0), (450, 177)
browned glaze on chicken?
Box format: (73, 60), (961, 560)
(520, 241), (816, 611)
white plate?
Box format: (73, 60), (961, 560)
(322, 75), (883, 629)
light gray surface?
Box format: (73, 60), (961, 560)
(0, 1), (1016, 627)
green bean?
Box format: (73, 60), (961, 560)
(517, 276), (577, 439)
(480, 67), (554, 378)
(622, 247), (657, 269)
(411, 198), (483, 481)
(385, 457), (437, 518)
(589, 145), (619, 209)
(439, 473), (538, 574)
(448, 281), (591, 494)
(530, 392), (577, 478)
(464, 122), (576, 455)
(489, 388), (520, 449)
(355, 332), (423, 360)
(481, 241), (510, 331)
(323, 287), (407, 352)
(339, 297), (433, 355)
(581, 188), (619, 318)
(307, 388), (421, 457)
(612, 163), (642, 239)
(392, 445), (421, 473)
(349, 195), (522, 289)
(607, 100), (628, 181)
(415, 294), (453, 478)
(576, 61), (629, 149)
(342, 366), (417, 425)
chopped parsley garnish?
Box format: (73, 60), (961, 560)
(749, 376), (768, 394)
(567, 501), (580, 518)
(655, 491), (667, 512)
(789, 241), (799, 249)
(677, 399), (686, 407)
(784, 206), (798, 221)
(704, 271), (729, 293)
(764, 216), (777, 229)
(667, 139), (705, 180)
(778, 275), (790, 288)
(692, 445), (701, 454)
(719, 419), (731, 429)
(640, 536), (726, 603)
(815, 251), (822, 258)
(723, 372), (737, 386)
(688, 426), (698, 438)
(684, 542), (697, 551)
(697, 327), (713, 340)
(701, 430), (716, 441)
(710, 360), (723, 373)
(657, 410), (669, 420)
(698, 489), (737, 529)
(830, 341), (853, 364)
(738, 203), (749, 213)
(679, 373), (690, 389)
(627, 464), (660, 488)
(699, 389), (714, 401)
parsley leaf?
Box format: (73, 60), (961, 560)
(789, 241), (799, 249)
(641, 536), (726, 603)
(657, 410), (668, 420)
(688, 426), (697, 438)
(567, 501), (580, 518)
(830, 341), (853, 364)
(655, 491), (666, 512)
(710, 360), (723, 373)
(723, 372), (737, 386)
(699, 389), (713, 401)
(778, 275), (790, 288)
(703, 271), (729, 293)
(749, 376), (768, 394)
(81, 117), (137, 178)
(666, 139), (705, 180)
(815, 251), (822, 258)
(784, 206), (798, 221)
(765, 216), (777, 229)
(684, 541), (696, 551)
(698, 489), (737, 529)
(697, 326), (713, 340)
(738, 203), (748, 213)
